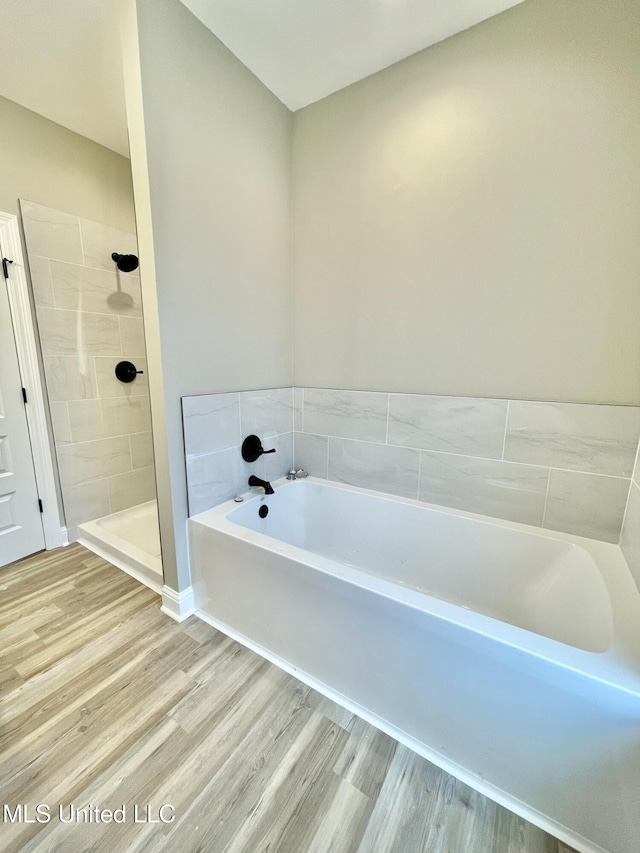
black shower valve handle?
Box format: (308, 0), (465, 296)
(241, 434), (277, 463)
(115, 360), (144, 383)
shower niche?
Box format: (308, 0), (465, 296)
(19, 199), (162, 592)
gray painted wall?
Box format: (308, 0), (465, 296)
(0, 95), (135, 231)
(133, 0), (293, 589)
(292, 0), (640, 404)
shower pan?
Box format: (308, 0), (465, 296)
(78, 500), (162, 593)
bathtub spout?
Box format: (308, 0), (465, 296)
(248, 475), (274, 495)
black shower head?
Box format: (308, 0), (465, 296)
(112, 252), (139, 273)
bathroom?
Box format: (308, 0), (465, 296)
(2, 0), (640, 852)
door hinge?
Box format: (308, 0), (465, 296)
(22, 387), (27, 404)
(38, 499), (43, 513)
(2, 257), (13, 279)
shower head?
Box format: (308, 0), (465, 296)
(108, 251), (137, 310)
(111, 252), (139, 273)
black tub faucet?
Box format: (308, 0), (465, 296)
(248, 475), (274, 495)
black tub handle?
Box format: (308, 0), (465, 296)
(242, 434), (276, 463)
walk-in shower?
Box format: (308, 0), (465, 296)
(20, 200), (161, 592)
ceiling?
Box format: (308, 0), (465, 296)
(1, 0), (525, 157)
(181, 0), (526, 111)
(1, 0), (129, 156)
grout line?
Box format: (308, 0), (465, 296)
(631, 436), (640, 490)
(291, 388), (640, 408)
(107, 475), (114, 514)
(385, 395), (390, 445)
(543, 467), (630, 481)
(619, 478), (637, 545)
(38, 305), (133, 321)
(290, 177), (295, 398)
(270, 422), (636, 482)
(91, 356), (99, 402)
(38, 253), (140, 277)
(97, 396), (106, 441)
(63, 401), (71, 443)
(47, 258), (57, 309)
(501, 401), (510, 461)
(323, 433), (329, 479)
(77, 223), (85, 267)
(51, 433), (138, 450)
(316, 432), (631, 478)
(236, 396), (242, 450)
(618, 442), (640, 544)
(541, 469), (552, 528)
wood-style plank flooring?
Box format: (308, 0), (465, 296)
(0, 544), (577, 852)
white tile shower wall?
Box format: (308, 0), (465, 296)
(294, 389), (640, 544)
(21, 200), (155, 538)
(182, 388), (294, 515)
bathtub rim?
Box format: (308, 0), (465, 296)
(190, 476), (640, 698)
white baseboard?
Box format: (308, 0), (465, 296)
(44, 527), (70, 550)
(161, 585), (195, 622)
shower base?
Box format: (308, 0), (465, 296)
(78, 500), (163, 593)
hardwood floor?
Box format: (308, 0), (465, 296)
(0, 544), (577, 852)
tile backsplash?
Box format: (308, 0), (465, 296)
(387, 394), (508, 459)
(21, 200), (155, 539)
(183, 386), (640, 545)
(183, 388), (294, 515)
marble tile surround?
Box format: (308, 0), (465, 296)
(21, 200), (155, 538)
(183, 388), (295, 515)
(183, 385), (640, 545)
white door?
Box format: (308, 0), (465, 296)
(0, 240), (45, 566)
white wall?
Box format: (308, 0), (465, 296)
(0, 95), (135, 231)
(293, 0), (640, 405)
(127, 0), (293, 590)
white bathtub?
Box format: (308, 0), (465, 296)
(189, 477), (640, 853)
(190, 477), (640, 691)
